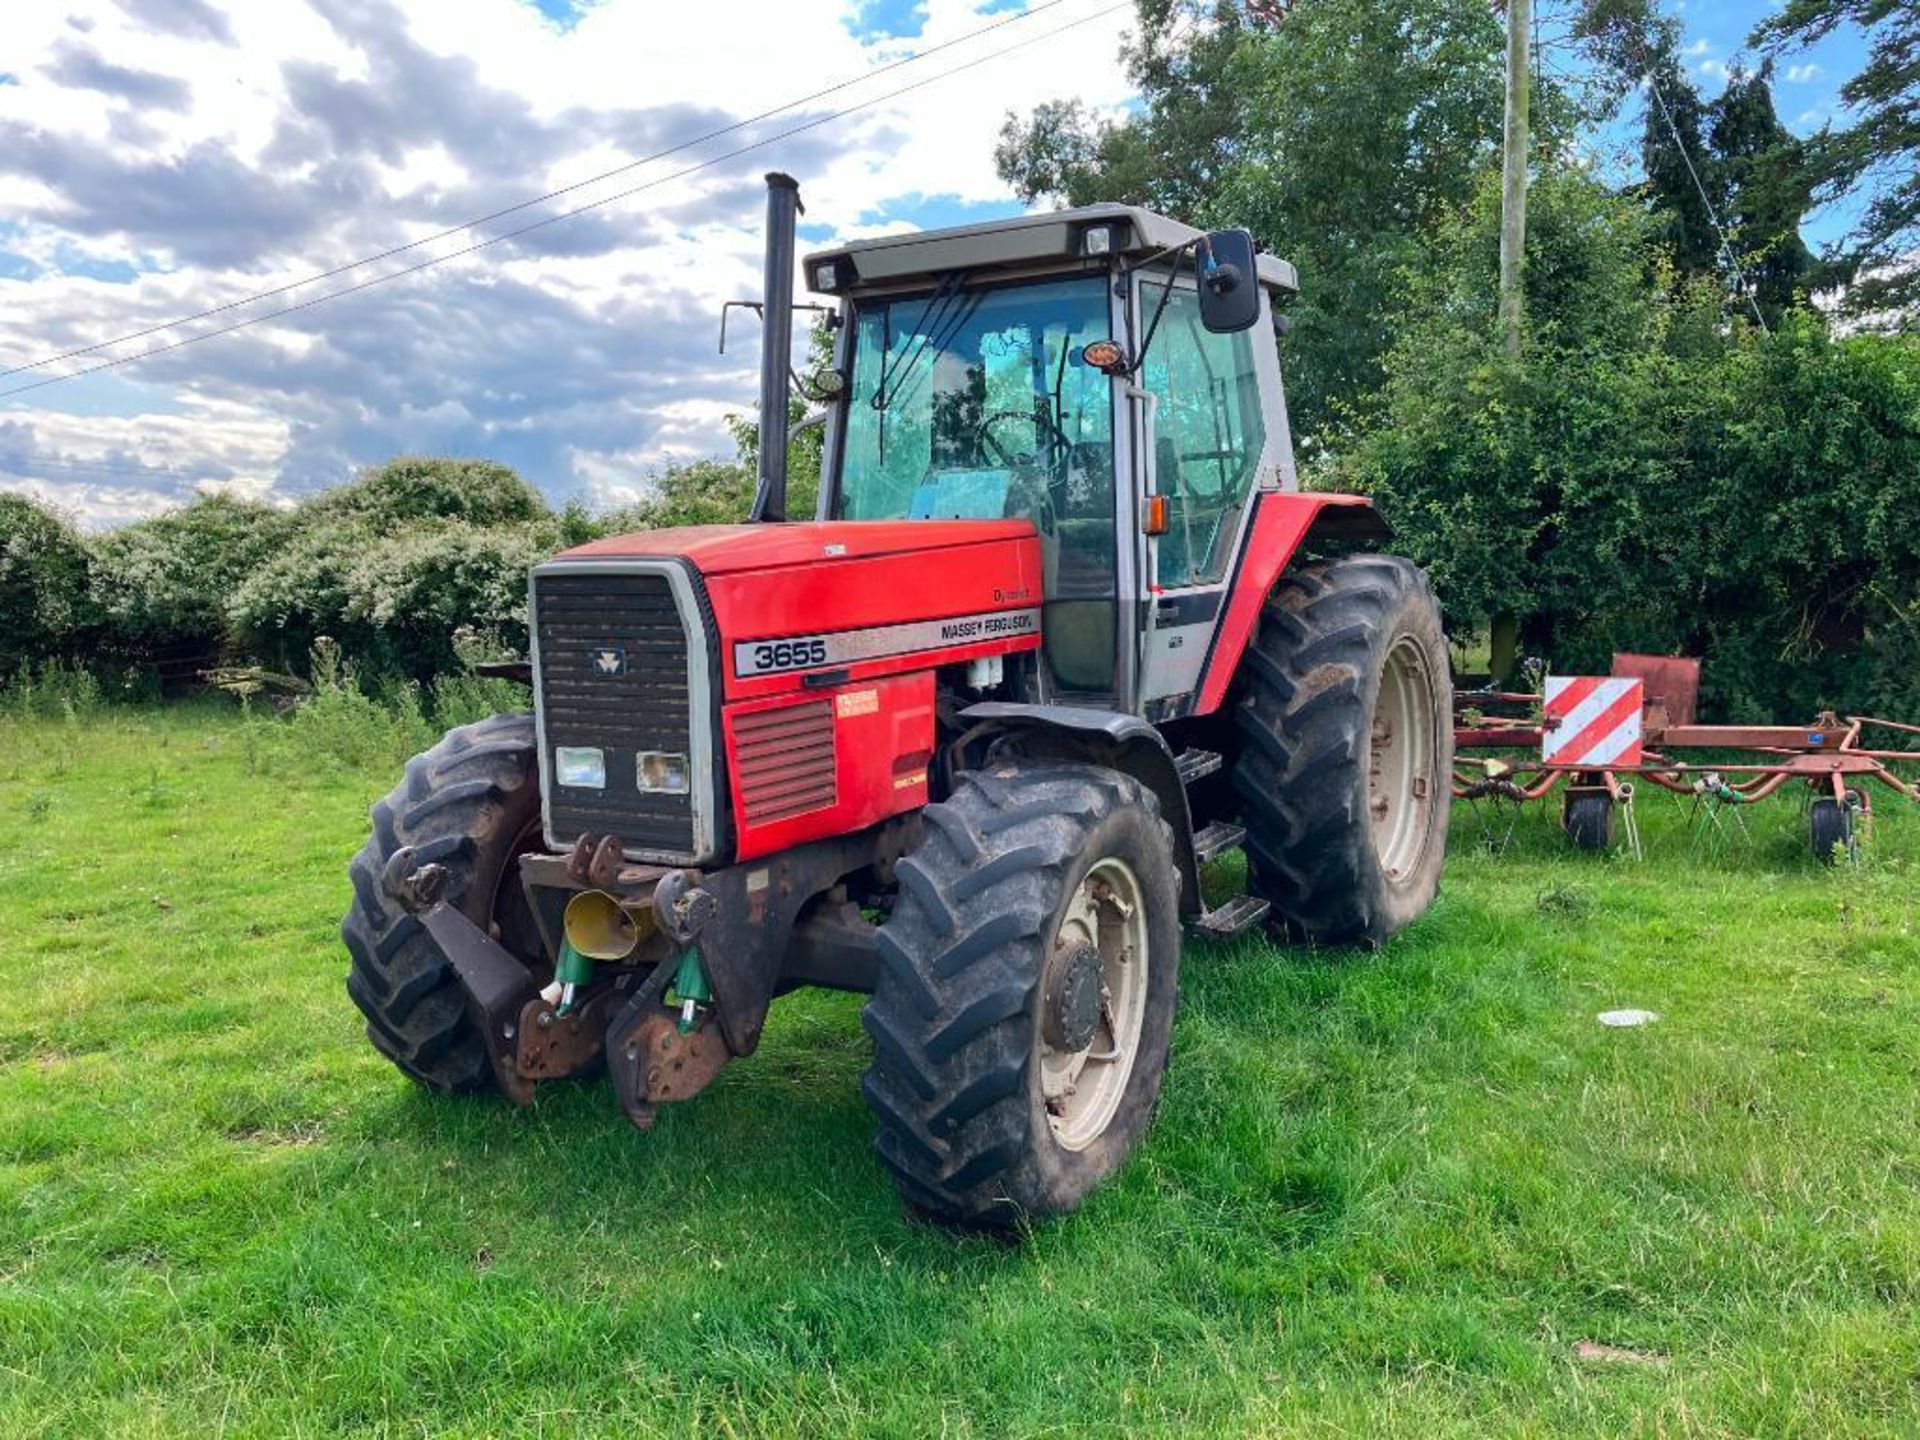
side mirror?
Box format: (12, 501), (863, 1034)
(1196, 228), (1260, 334)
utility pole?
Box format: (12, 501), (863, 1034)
(1498, 0), (1531, 355)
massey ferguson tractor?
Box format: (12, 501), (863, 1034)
(344, 174), (1452, 1226)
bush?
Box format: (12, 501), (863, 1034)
(0, 494), (94, 679)
(1333, 167), (1920, 721)
(87, 494), (296, 662)
(309, 455), (546, 529)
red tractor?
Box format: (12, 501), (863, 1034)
(344, 175), (1452, 1225)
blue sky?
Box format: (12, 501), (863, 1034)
(0, 0), (1884, 527)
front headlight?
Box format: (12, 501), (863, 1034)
(555, 746), (606, 789)
(636, 750), (690, 795)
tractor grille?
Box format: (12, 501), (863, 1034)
(734, 701), (837, 825)
(533, 569), (707, 860)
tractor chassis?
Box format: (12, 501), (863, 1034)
(382, 818), (917, 1127)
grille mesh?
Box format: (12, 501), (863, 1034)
(734, 701), (837, 825)
(535, 571), (699, 857)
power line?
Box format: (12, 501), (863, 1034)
(1645, 66), (1772, 334)
(0, 0), (1073, 381)
(0, 2), (1129, 403)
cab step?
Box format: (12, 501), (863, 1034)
(1193, 894), (1270, 938)
(1191, 820), (1246, 864)
(1174, 748), (1222, 786)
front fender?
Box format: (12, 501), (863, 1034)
(956, 702), (1202, 916)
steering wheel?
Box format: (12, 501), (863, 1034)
(979, 408), (1074, 468)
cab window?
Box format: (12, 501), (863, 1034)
(1139, 282), (1266, 587)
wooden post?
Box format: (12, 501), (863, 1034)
(1498, 0), (1531, 355)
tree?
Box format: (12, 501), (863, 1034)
(1757, 0), (1920, 319)
(998, 0), (1511, 438)
(1575, 1), (1818, 327)
(1709, 64), (1820, 323)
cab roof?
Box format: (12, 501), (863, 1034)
(802, 203), (1299, 296)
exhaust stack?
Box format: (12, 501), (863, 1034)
(750, 172), (803, 523)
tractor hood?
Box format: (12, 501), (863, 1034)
(554, 519), (1036, 577)
(543, 520), (1047, 706)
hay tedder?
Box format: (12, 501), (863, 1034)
(1454, 655), (1920, 861)
(342, 175), (1453, 1226)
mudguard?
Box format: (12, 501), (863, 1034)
(1191, 492), (1390, 715)
(957, 702), (1202, 916)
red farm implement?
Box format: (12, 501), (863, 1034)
(1454, 656), (1920, 862)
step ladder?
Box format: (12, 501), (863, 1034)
(1172, 750), (1272, 939)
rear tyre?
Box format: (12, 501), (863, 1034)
(1562, 791), (1615, 852)
(342, 713), (543, 1093)
(862, 761), (1182, 1226)
(1232, 555), (1451, 945)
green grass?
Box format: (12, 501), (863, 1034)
(2, 702), (1918, 1437)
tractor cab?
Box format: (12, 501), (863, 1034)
(801, 205), (1301, 716)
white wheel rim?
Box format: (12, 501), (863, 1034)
(1039, 856), (1149, 1151)
(1369, 635), (1436, 882)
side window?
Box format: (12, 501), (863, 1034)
(1139, 283), (1266, 587)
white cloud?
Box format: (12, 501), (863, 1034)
(1785, 62), (1823, 84)
(0, 0), (1138, 527)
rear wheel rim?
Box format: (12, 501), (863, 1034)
(1368, 635), (1436, 882)
(1039, 857), (1149, 1152)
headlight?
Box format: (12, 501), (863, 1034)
(637, 751), (690, 794)
(555, 746), (606, 789)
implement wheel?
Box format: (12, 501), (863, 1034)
(1562, 791), (1615, 852)
(1232, 555), (1452, 945)
(1810, 794), (1857, 865)
(342, 713), (545, 1092)
(862, 760), (1181, 1226)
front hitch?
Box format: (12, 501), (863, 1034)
(382, 847), (541, 1105)
(385, 845), (736, 1128)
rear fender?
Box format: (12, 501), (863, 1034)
(1191, 492), (1390, 715)
(956, 702), (1201, 917)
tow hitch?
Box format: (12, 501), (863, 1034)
(381, 844), (735, 1129)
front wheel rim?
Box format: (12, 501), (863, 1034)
(1368, 635), (1437, 882)
(1039, 857), (1149, 1152)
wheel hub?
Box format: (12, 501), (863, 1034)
(1043, 940), (1104, 1053)
(1038, 858), (1151, 1152)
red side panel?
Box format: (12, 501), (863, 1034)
(1192, 492), (1382, 715)
(724, 670), (936, 861)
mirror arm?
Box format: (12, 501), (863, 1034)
(1128, 248), (1190, 376)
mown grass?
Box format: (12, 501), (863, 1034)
(1, 701), (1917, 1437)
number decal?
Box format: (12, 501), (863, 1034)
(749, 639), (829, 674)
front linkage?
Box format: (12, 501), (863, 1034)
(381, 839), (731, 1130)
(378, 817), (914, 1131)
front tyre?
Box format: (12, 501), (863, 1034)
(1233, 555), (1452, 945)
(342, 713), (544, 1093)
(862, 761), (1182, 1226)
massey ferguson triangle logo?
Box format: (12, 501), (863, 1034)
(591, 646), (627, 676)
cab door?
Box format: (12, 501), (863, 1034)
(1130, 273), (1294, 715)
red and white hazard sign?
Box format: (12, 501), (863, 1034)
(1542, 676), (1644, 767)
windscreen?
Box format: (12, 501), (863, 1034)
(836, 277), (1115, 550)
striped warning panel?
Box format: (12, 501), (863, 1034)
(1542, 676), (1644, 767)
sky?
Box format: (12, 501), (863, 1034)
(0, 0), (1877, 529)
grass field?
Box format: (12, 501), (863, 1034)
(2, 700), (1918, 1437)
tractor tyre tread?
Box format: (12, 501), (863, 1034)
(862, 760), (1181, 1226)
(1231, 555), (1451, 946)
(341, 712), (539, 1093)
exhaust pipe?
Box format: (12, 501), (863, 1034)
(749, 171), (802, 523)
